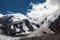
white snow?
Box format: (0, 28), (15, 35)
(10, 13), (27, 22)
(16, 28), (20, 32)
(0, 14), (4, 18)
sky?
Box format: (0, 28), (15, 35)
(0, 0), (46, 14)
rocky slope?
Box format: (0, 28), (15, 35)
(0, 13), (59, 37)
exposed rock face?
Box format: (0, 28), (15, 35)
(49, 15), (60, 33)
(0, 14), (59, 37)
(0, 15), (15, 36)
(0, 15), (40, 36)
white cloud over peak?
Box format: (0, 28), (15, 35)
(27, 0), (59, 24)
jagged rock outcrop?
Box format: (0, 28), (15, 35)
(49, 15), (60, 33)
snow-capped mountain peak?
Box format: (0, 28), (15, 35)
(0, 0), (60, 37)
(11, 13), (27, 22)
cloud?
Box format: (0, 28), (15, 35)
(27, 0), (59, 24)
